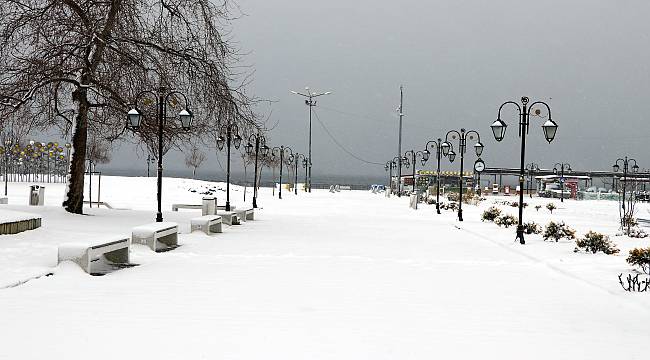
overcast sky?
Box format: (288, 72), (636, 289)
(107, 0), (650, 180)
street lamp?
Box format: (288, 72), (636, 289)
(216, 122), (242, 212)
(292, 153), (306, 195)
(526, 162), (540, 198)
(553, 162), (572, 202)
(127, 86), (193, 222)
(613, 157), (639, 229)
(246, 132), (269, 208)
(271, 145), (293, 199)
(443, 128), (483, 221)
(291, 87), (331, 193)
(403, 149), (427, 198)
(302, 157), (309, 191)
(423, 138), (445, 214)
(385, 157), (399, 194)
(491, 96), (557, 244)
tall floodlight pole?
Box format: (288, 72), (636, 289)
(397, 85), (404, 197)
(291, 87), (331, 193)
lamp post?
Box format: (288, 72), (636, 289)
(216, 122), (242, 212)
(526, 162), (540, 198)
(271, 145), (293, 199)
(613, 157), (639, 229)
(384, 159), (396, 193)
(145, 154), (156, 177)
(291, 87), (331, 193)
(553, 162), (572, 202)
(490, 96), (558, 244)
(127, 86), (193, 222)
(292, 153), (306, 195)
(245, 133), (269, 208)
(442, 128), (484, 222)
(302, 158), (309, 191)
(423, 138), (444, 214)
(403, 149), (426, 197)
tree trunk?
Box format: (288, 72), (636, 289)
(193, 167), (196, 179)
(62, 87), (89, 214)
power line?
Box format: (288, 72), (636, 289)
(311, 109), (384, 166)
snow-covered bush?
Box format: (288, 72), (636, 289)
(542, 221), (576, 242)
(546, 203), (557, 214)
(495, 214), (517, 228)
(481, 206), (502, 222)
(627, 227), (648, 238)
(523, 221), (542, 235)
(510, 201), (527, 208)
(535, 205), (542, 212)
(626, 248), (650, 274)
(574, 231), (619, 255)
(440, 202), (457, 211)
(447, 193), (459, 202)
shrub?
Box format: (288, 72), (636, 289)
(626, 248), (650, 274)
(510, 201), (527, 208)
(481, 206), (502, 222)
(543, 221), (576, 242)
(546, 203), (557, 214)
(622, 215), (639, 229)
(523, 221), (542, 235)
(447, 192), (459, 202)
(535, 205), (542, 212)
(574, 231), (619, 255)
(440, 202), (457, 211)
(629, 227), (648, 238)
(495, 214), (517, 228)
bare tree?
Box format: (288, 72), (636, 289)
(86, 136), (112, 165)
(0, 0), (259, 214)
(185, 147), (206, 179)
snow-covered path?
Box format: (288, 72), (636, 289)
(1, 179), (649, 359)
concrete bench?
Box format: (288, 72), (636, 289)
(191, 215), (223, 235)
(216, 211), (241, 225)
(132, 222), (179, 252)
(217, 206), (254, 221)
(172, 204), (203, 211)
(58, 237), (130, 274)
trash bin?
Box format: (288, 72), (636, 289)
(409, 194), (418, 209)
(29, 185), (45, 206)
(202, 196), (216, 216)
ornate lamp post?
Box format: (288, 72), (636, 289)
(526, 162), (540, 198)
(216, 122), (242, 212)
(423, 138), (445, 214)
(553, 162), (572, 202)
(403, 149), (426, 197)
(442, 128), (484, 221)
(271, 145), (293, 199)
(245, 133), (269, 208)
(292, 153), (306, 195)
(490, 96), (557, 244)
(613, 157), (639, 228)
(127, 87), (193, 222)
(302, 158), (309, 191)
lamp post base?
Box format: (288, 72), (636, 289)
(156, 212), (163, 223)
(225, 201), (231, 212)
(516, 226), (525, 244)
(458, 209), (463, 222)
(253, 197), (257, 208)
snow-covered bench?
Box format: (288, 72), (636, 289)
(132, 222), (179, 252)
(191, 215), (223, 235)
(172, 204), (202, 211)
(58, 237), (130, 274)
(217, 205), (254, 221)
(216, 211), (241, 225)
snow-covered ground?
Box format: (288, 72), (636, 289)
(1, 176), (649, 359)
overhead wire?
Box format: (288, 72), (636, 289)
(311, 108), (385, 166)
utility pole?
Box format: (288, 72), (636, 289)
(291, 87), (331, 192)
(397, 85), (404, 197)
